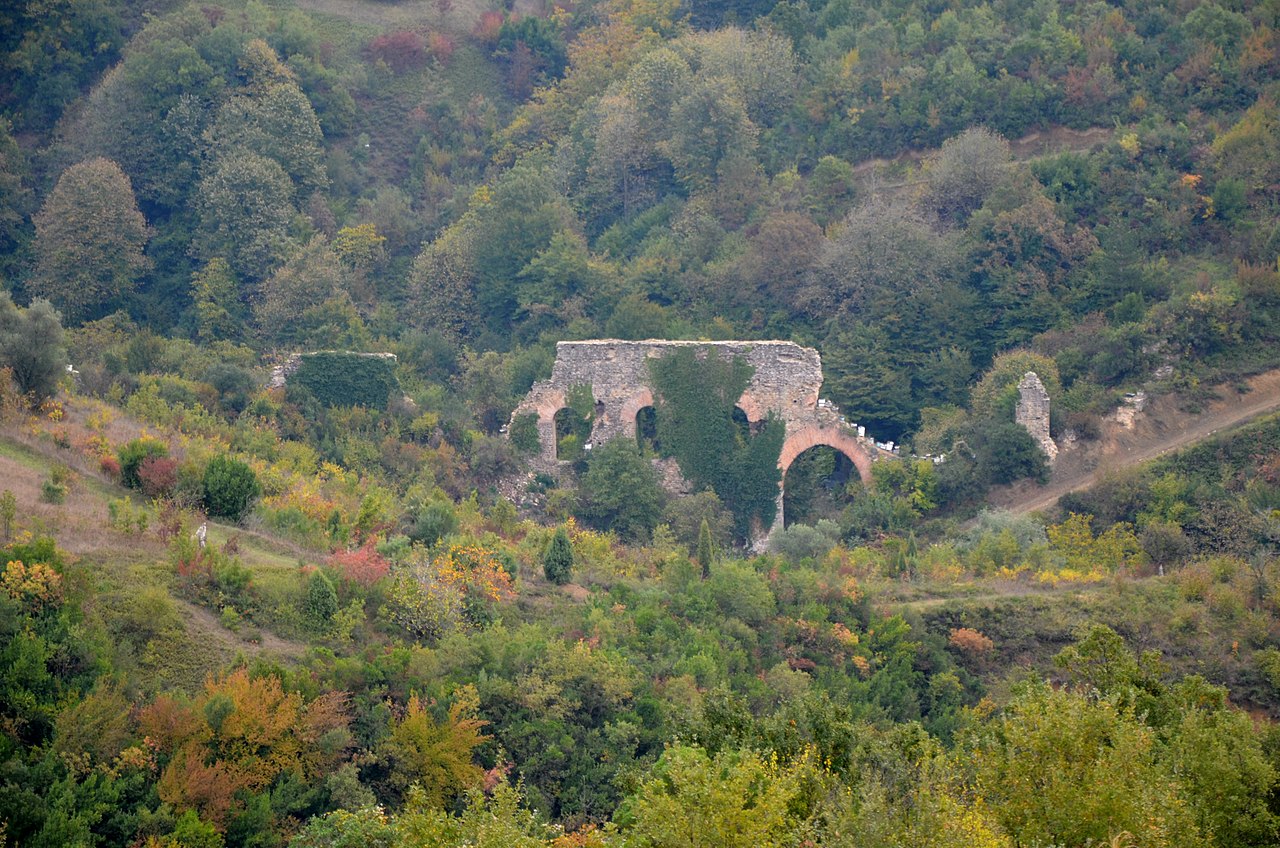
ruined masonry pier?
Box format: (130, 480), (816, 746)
(509, 340), (893, 543)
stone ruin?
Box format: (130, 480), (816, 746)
(1015, 371), (1058, 464)
(508, 339), (893, 542)
(268, 351), (399, 389)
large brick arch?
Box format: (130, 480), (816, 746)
(778, 424), (874, 483)
(618, 388), (654, 436)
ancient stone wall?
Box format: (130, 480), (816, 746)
(509, 339), (891, 543)
(1015, 371), (1058, 463)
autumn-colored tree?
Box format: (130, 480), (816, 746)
(383, 687), (488, 806)
(327, 540), (391, 588)
(30, 157), (148, 322)
(386, 543), (513, 641)
(139, 669), (349, 828)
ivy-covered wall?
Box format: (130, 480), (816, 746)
(291, 352), (400, 409)
(648, 347), (783, 538)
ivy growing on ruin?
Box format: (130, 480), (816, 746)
(292, 352), (400, 409)
(648, 347), (783, 538)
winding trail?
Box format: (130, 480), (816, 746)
(991, 369), (1280, 516)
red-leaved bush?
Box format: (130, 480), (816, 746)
(328, 541), (390, 588)
(138, 455), (179, 499)
(427, 30), (454, 64)
(99, 454), (121, 480)
(473, 11), (504, 44)
(368, 31), (427, 72)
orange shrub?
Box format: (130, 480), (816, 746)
(949, 627), (995, 654)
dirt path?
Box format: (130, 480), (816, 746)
(176, 598), (309, 660)
(992, 369), (1280, 516)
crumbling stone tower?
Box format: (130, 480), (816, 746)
(1015, 371), (1058, 464)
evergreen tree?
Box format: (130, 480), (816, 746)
(696, 517), (715, 579)
(305, 570), (338, 630)
(543, 527), (574, 585)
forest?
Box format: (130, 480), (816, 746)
(2, 0), (1280, 844)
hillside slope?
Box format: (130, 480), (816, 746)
(990, 369), (1280, 515)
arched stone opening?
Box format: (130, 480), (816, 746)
(782, 445), (857, 528)
(732, 405), (752, 440)
(766, 425), (875, 544)
(635, 405), (659, 453)
(554, 407), (591, 461)
(778, 425), (874, 482)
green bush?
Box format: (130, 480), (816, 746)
(118, 437), (169, 490)
(202, 455), (261, 521)
(543, 526), (574, 585)
(409, 500), (457, 547)
(509, 412), (541, 454)
(305, 570), (338, 629)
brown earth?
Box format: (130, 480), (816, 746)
(990, 368), (1280, 516)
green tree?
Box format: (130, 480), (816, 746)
(204, 53), (327, 193)
(410, 500), (457, 548)
(254, 236), (345, 344)
(969, 350), (1062, 423)
(195, 150), (296, 281)
(0, 118), (30, 280)
(618, 745), (804, 848)
(543, 526), (574, 585)
(923, 127), (1012, 224)
(4, 0), (124, 130)
(579, 439), (665, 541)
(806, 155), (856, 226)
(968, 681), (1206, 848)
(695, 518), (714, 579)
(665, 75), (758, 192)
(804, 199), (959, 319)
(290, 807), (399, 848)
(202, 455), (261, 521)
(305, 570), (338, 629)
(0, 294), (65, 401)
(30, 158), (148, 323)
(399, 777), (552, 848)
(191, 258), (244, 343)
